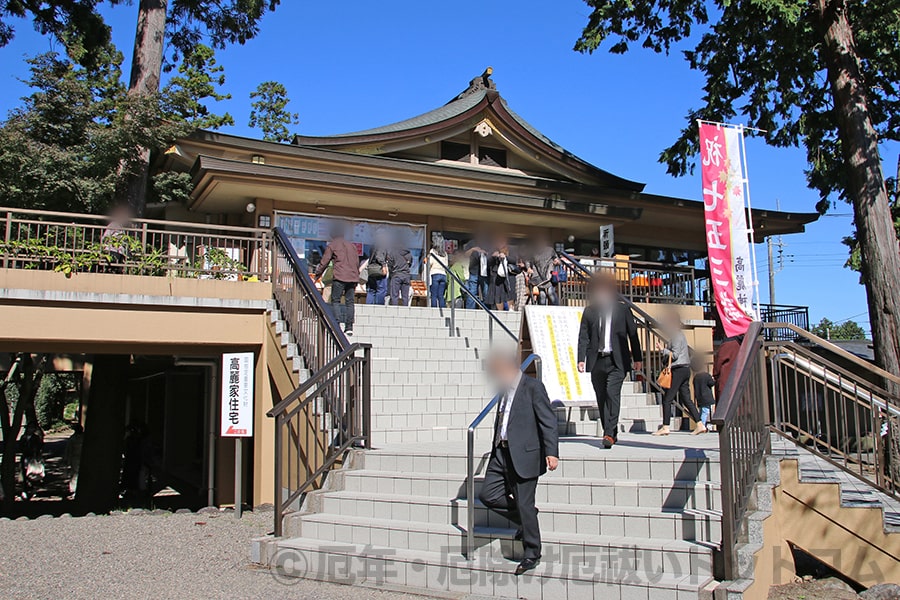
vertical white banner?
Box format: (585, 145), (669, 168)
(221, 352), (254, 437)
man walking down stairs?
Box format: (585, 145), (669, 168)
(261, 304), (722, 599)
(479, 351), (559, 576)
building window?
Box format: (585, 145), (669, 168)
(440, 141), (471, 162)
(479, 146), (507, 168)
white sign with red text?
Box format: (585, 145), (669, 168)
(221, 352), (254, 437)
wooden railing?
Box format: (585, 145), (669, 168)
(0, 206), (269, 280)
(268, 227), (371, 537)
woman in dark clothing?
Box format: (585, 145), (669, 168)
(486, 239), (518, 310)
(652, 307), (707, 436)
(693, 360), (716, 428)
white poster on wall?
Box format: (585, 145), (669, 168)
(221, 352), (254, 437)
(525, 306), (595, 404)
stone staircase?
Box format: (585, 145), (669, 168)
(269, 307), (311, 385)
(259, 304), (722, 599)
(352, 305), (665, 446)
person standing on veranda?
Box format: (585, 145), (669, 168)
(387, 241), (413, 306)
(427, 232), (448, 308)
(577, 272), (643, 449)
(365, 228), (390, 305)
(653, 307), (707, 436)
(315, 225), (360, 336)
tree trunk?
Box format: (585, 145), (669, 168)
(0, 357), (23, 508)
(0, 355), (43, 509)
(818, 0), (900, 392)
(120, 0), (169, 217)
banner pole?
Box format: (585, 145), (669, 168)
(738, 125), (762, 319)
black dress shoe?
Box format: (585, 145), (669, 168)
(602, 435), (616, 449)
(515, 557), (540, 576)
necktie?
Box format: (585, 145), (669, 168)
(495, 389), (511, 446)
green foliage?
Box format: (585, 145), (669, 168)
(149, 171), (194, 205)
(0, 50), (190, 213)
(0, 0), (123, 66)
(249, 80), (299, 142)
(574, 0), (900, 210)
(0, 1), (280, 66)
(0, 230), (169, 277)
(35, 373), (78, 429)
(811, 317), (867, 340)
(194, 246), (246, 279)
(160, 44), (233, 130)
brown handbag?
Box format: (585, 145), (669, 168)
(657, 353), (673, 390)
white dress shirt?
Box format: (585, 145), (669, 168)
(599, 306), (614, 353)
(498, 371), (523, 442)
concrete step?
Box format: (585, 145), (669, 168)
(288, 512), (715, 578)
(270, 537), (716, 599)
(337, 470), (722, 511)
(312, 491), (721, 543)
(357, 446), (721, 484)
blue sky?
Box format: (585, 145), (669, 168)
(0, 0), (893, 334)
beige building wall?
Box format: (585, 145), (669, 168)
(746, 459), (900, 597)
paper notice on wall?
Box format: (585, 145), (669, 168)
(525, 305), (595, 404)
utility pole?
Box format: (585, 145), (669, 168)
(767, 235), (776, 306)
(765, 199), (786, 307)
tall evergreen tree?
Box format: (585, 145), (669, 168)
(248, 80), (298, 143)
(576, 0), (900, 384)
(1, 1), (282, 214)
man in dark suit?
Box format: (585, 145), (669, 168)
(577, 272), (643, 448)
(479, 351), (560, 576)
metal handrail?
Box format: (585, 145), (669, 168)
(273, 227), (350, 356)
(267, 343), (369, 418)
(0, 206), (270, 279)
(765, 323), (900, 503)
(465, 353), (542, 560)
(558, 251), (697, 305)
(709, 321), (767, 580)
(269, 228), (370, 537)
(766, 322), (900, 387)
(427, 251), (519, 343)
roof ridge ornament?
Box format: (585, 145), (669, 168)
(453, 67), (496, 101)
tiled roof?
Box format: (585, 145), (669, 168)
(323, 89), (487, 138)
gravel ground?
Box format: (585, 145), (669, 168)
(0, 509), (430, 600)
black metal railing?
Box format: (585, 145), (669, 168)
(759, 305), (810, 341)
(272, 228), (350, 374)
(465, 353), (542, 559)
(710, 321), (768, 580)
(557, 253), (696, 305)
(766, 322), (900, 501)
(269, 227), (371, 537)
(427, 251), (519, 344)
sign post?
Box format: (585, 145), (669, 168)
(221, 352), (254, 518)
